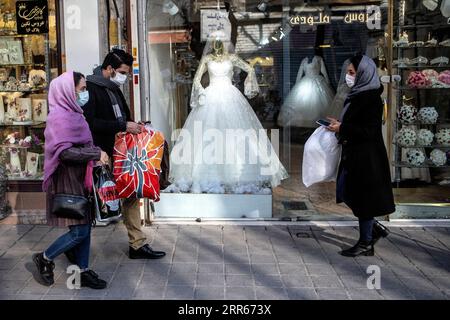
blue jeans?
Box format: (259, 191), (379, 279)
(44, 224), (91, 269)
(359, 218), (374, 243)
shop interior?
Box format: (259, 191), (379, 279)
(146, 0), (450, 219)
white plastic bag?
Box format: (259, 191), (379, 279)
(441, 0), (450, 17)
(302, 126), (342, 187)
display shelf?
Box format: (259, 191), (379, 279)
(394, 143), (450, 149)
(393, 161), (450, 168)
(0, 63), (46, 67)
(396, 46), (450, 49)
(395, 86), (450, 90)
(395, 66), (450, 69)
(0, 121), (45, 127)
(0, 88), (46, 93)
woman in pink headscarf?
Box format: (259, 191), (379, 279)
(33, 71), (109, 289)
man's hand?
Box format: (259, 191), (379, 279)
(326, 117), (341, 133)
(97, 150), (109, 166)
(126, 121), (142, 135)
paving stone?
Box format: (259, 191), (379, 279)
(133, 287), (165, 299)
(225, 274), (254, 287)
(194, 286), (225, 300)
(165, 286), (194, 300)
(0, 280), (27, 295)
(104, 285), (135, 298)
(251, 263), (279, 275)
(378, 287), (414, 300)
(139, 274), (168, 286)
(398, 276), (440, 291)
(167, 273), (196, 286)
(250, 254), (277, 263)
(278, 263), (308, 275)
(316, 288), (349, 300)
(306, 264), (337, 276)
(340, 275), (370, 289)
(281, 275), (313, 288)
(170, 263), (197, 274)
(14, 294), (43, 300)
(198, 263), (224, 274)
(429, 276), (450, 291)
(348, 289), (384, 300)
(196, 274), (225, 286)
(311, 276), (343, 288)
(255, 286), (288, 300)
(410, 290), (447, 300)
(254, 274), (283, 287)
(286, 288), (319, 300)
(116, 262), (145, 274)
(225, 263), (252, 275)
(225, 286), (255, 300)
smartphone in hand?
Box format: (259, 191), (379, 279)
(316, 119), (331, 127)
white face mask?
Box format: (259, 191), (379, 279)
(111, 71), (128, 86)
(346, 74), (356, 88)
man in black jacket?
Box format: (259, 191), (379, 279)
(83, 49), (166, 260)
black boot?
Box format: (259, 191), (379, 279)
(129, 244), (166, 259)
(32, 252), (55, 286)
(81, 270), (107, 289)
(64, 248), (77, 265)
(340, 241), (374, 257)
(372, 220), (390, 245)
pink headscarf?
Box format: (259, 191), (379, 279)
(43, 71), (95, 192)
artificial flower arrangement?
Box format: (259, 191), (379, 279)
(430, 149), (447, 166)
(4, 132), (41, 148)
(435, 128), (450, 146)
(396, 127), (417, 147)
(3, 133), (42, 177)
(407, 70), (450, 88)
(406, 148), (426, 166)
(398, 104), (417, 124)
(416, 129), (434, 146)
(417, 107), (439, 124)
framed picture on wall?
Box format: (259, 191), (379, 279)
(32, 98), (47, 122)
(15, 97), (32, 122)
(6, 40), (24, 65)
(0, 40), (9, 65)
(0, 96), (5, 124)
(26, 152), (40, 177)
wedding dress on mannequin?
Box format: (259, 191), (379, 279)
(277, 56), (335, 128)
(167, 32), (288, 194)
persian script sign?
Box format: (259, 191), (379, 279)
(16, 0), (49, 34)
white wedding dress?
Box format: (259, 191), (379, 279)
(278, 56), (335, 128)
(167, 54), (289, 194)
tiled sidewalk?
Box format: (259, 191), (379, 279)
(0, 223), (449, 300)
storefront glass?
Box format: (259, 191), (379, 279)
(145, 0), (449, 219)
(0, 0), (59, 187)
(392, 0), (450, 208)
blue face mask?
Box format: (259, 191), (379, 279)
(76, 90), (89, 107)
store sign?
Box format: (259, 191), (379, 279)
(15, 0), (49, 34)
(201, 10), (231, 42)
(289, 9), (381, 28)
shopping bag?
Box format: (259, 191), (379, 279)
(93, 165), (122, 221)
(302, 126), (341, 187)
(113, 126), (165, 201)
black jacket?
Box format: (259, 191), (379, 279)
(82, 79), (132, 157)
(336, 86), (396, 218)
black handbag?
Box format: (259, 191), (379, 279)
(52, 194), (89, 220)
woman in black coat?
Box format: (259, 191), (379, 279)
(327, 54), (395, 257)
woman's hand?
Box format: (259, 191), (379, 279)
(326, 117), (341, 133)
(97, 151), (109, 166)
(126, 121), (142, 135)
